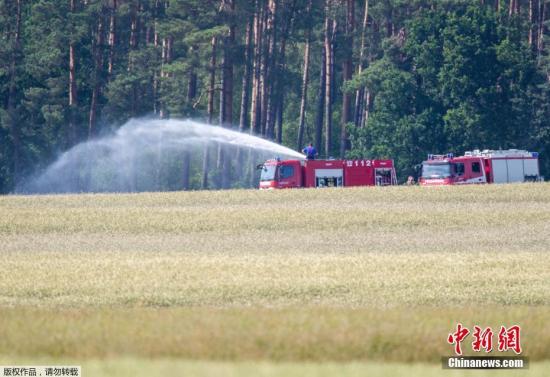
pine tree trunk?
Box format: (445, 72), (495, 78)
(89, 8), (105, 139)
(340, 0), (354, 158)
(182, 151), (190, 190)
(246, 148), (255, 187)
(274, 0), (295, 144)
(296, 37), (311, 149)
(68, 0), (78, 147)
(108, 0), (117, 76)
(183, 45), (197, 191)
(274, 42), (285, 144)
(154, 0), (160, 47)
(264, 0), (278, 140)
(128, 1), (139, 117)
(8, 0), (22, 185)
(315, 44), (326, 156)
(157, 34), (172, 189)
(159, 36), (173, 119)
(297, 0), (312, 150)
(152, 0), (161, 114)
(250, 0), (263, 134)
(362, 89), (371, 128)
(219, 0), (235, 129)
(130, 1), (139, 49)
(187, 71), (197, 104)
(201, 145), (209, 189)
(208, 37), (217, 124)
(187, 47), (198, 104)
(324, 1), (335, 157)
(355, 0), (368, 127)
(155, 132), (162, 191)
(259, 5), (269, 136)
(239, 16), (254, 131)
(219, 0), (235, 189)
(529, 0), (534, 46)
(202, 37), (217, 189)
(275, 91), (284, 143)
(538, 0), (546, 56)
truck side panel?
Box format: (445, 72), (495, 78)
(523, 158), (539, 178)
(507, 159), (524, 182)
(491, 159), (509, 183)
(490, 157), (539, 183)
(344, 161), (374, 187)
(303, 160), (344, 187)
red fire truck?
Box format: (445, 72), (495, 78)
(420, 149), (541, 186)
(259, 158), (397, 189)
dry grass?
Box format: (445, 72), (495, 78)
(0, 306), (549, 361)
(0, 248), (549, 308)
(0, 184), (549, 367)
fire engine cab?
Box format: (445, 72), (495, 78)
(420, 149), (541, 186)
(259, 158), (397, 189)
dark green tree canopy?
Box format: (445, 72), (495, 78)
(1, 0), (549, 191)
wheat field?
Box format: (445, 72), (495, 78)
(1, 184), (549, 375)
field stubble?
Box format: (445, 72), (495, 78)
(0, 184), (549, 367)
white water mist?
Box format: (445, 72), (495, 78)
(18, 118), (305, 193)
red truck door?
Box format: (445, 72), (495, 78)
(464, 158), (486, 183)
(276, 161), (302, 188)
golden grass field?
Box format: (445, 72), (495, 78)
(1, 184), (549, 375)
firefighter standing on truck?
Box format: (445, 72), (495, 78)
(303, 143), (317, 160)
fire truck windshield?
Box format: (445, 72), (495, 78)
(260, 165), (277, 181)
(422, 163), (452, 179)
